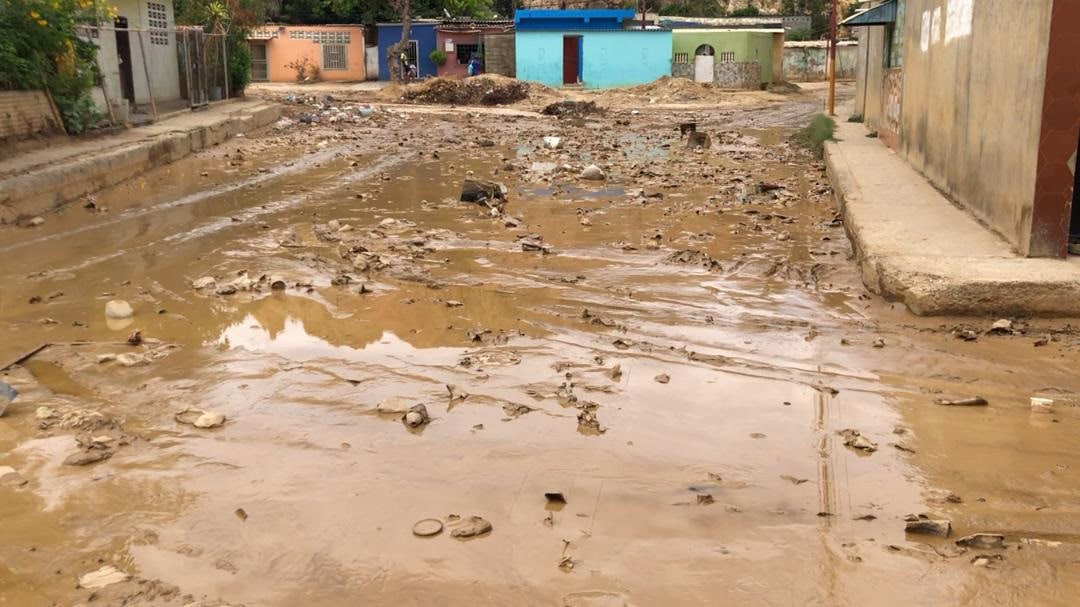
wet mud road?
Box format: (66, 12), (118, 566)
(3, 89), (1080, 606)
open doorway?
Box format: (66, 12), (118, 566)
(1070, 130), (1080, 254)
(562, 36), (580, 85)
(114, 16), (135, 103)
(694, 44), (715, 84)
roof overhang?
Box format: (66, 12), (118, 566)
(841, 0), (897, 26)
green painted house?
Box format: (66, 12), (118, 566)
(661, 18), (785, 89)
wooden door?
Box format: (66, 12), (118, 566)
(562, 36), (579, 85)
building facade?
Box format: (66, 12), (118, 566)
(434, 19), (514, 78)
(849, 0), (1080, 258)
(783, 40), (858, 82)
(249, 25), (366, 83)
(376, 21), (439, 80)
(514, 9), (672, 89)
(667, 26), (784, 88)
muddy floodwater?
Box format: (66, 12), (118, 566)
(3, 86), (1080, 606)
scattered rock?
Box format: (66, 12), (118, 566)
(446, 384), (469, 401)
(0, 466), (28, 487)
(116, 353), (148, 367)
(126, 329), (142, 345)
(664, 249), (722, 272)
(403, 404), (430, 428)
(872, 338), (885, 348)
(780, 474), (809, 485)
(174, 408), (226, 429)
(580, 164), (606, 181)
(78, 565), (130, 589)
(192, 276), (216, 289)
(96, 354), (117, 364)
(460, 179), (508, 208)
(838, 428), (877, 452)
(654, 373), (670, 384)
(541, 100), (600, 118)
(697, 493), (715, 505)
(971, 554), (1004, 568)
(105, 300), (134, 319)
(64, 449), (112, 466)
(27, 216), (45, 227)
(988, 319), (1013, 334)
(412, 518), (444, 537)
(235, 507), (248, 521)
(448, 515), (492, 538)
(934, 396), (988, 407)
(956, 533), (1005, 549)
(904, 514), (952, 537)
(545, 492), (567, 505)
(543, 136), (562, 149)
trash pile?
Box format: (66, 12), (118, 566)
(278, 93), (378, 125)
(399, 75), (537, 106)
(540, 100), (601, 119)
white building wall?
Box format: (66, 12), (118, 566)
(99, 0), (182, 105)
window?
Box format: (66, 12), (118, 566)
(322, 44), (348, 70)
(455, 43), (479, 65)
(251, 43), (268, 81)
(147, 2), (168, 45)
(290, 30), (351, 44)
(405, 40), (419, 66)
(674, 52), (689, 64)
(719, 51), (736, 62)
(886, 0), (906, 68)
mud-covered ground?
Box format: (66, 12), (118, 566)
(2, 83), (1080, 606)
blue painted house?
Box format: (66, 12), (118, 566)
(376, 20), (439, 80)
(514, 9), (672, 89)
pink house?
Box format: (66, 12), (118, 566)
(434, 19), (514, 78)
(249, 25), (366, 82)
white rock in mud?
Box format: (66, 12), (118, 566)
(0, 465), (28, 487)
(27, 216), (45, 227)
(96, 353), (117, 364)
(116, 353), (148, 367)
(327, 219), (341, 231)
(580, 165), (606, 181)
(36, 406), (57, 420)
(543, 136), (562, 149)
(78, 565), (129, 589)
(192, 276), (216, 289)
(104, 300), (134, 319)
(194, 411), (226, 428)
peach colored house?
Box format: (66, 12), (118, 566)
(249, 25), (366, 82)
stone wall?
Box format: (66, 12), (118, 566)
(482, 32), (515, 78)
(783, 42), (858, 82)
(672, 63), (692, 79)
(0, 90), (63, 140)
(714, 61), (761, 90)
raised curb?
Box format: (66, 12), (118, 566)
(824, 123), (1080, 317)
(0, 102), (281, 222)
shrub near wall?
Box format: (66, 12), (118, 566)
(0, 0), (113, 133)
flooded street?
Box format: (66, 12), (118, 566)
(3, 83), (1080, 606)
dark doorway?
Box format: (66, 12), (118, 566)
(562, 36), (580, 85)
(1070, 129), (1080, 253)
(114, 16), (135, 103)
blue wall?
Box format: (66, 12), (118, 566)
(514, 9), (634, 31)
(377, 23), (438, 80)
(515, 30), (672, 89)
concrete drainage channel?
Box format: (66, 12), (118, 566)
(0, 102), (282, 223)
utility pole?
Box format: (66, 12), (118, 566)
(827, 0), (837, 115)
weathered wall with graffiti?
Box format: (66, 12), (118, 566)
(782, 41), (858, 82)
(879, 67), (903, 150)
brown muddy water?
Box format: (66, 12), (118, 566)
(2, 92), (1080, 606)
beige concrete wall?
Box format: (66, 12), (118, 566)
(857, 25), (886, 134)
(899, 0), (1052, 255)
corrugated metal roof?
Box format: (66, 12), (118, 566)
(841, 0), (897, 26)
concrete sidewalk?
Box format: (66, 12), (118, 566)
(0, 99), (281, 222)
(825, 115), (1080, 316)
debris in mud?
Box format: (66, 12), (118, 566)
(542, 136), (562, 149)
(460, 179), (508, 209)
(446, 384), (469, 401)
(697, 493), (715, 505)
(116, 352), (148, 367)
(413, 518), (444, 537)
(403, 404), (431, 428)
(174, 408), (227, 429)
(1030, 397), (1054, 414)
(192, 276), (216, 290)
(814, 384), (840, 396)
(580, 164), (606, 181)
(955, 329), (979, 341)
(0, 466), (28, 487)
(577, 408), (606, 435)
(126, 329), (142, 345)
(448, 514), (493, 538)
(64, 448), (113, 466)
(545, 492), (567, 505)
(400, 75), (533, 106)
(27, 216), (45, 227)
(664, 249), (722, 272)
(956, 533), (1005, 549)
(838, 429), (878, 453)
(105, 299), (134, 319)
(972, 554), (1004, 568)
(78, 565), (130, 589)
(988, 319), (1014, 335)
(518, 234), (554, 253)
(558, 555), (576, 571)
(872, 338), (886, 348)
(904, 514), (952, 537)
(686, 132), (711, 149)
(934, 396), (988, 407)
(502, 402), (535, 418)
(0, 381), (16, 416)
(235, 508), (248, 521)
(465, 327), (522, 346)
(541, 100), (600, 118)
(688, 351), (730, 365)
(853, 514), (878, 521)
(780, 474), (810, 485)
(654, 373), (670, 384)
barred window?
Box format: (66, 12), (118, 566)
(719, 51), (736, 62)
(147, 2), (168, 45)
(290, 30), (351, 44)
(322, 44), (348, 70)
(455, 43), (479, 65)
(674, 52), (689, 64)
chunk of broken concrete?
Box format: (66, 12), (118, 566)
(446, 384), (469, 401)
(988, 319), (1013, 334)
(542, 136), (562, 149)
(449, 515), (492, 538)
(904, 514), (952, 537)
(654, 373), (670, 384)
(580, 164), (606, 181)
(192, 276), (216, 290)
(104, 300), (134, 319)
(78, 565), (130, 589)
(956, 533), (1005, 549)
(838, 428), (877, 452)
(174, 408), (226, 429)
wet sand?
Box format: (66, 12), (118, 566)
(2, 85), (1080, 606)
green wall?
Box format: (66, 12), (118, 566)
(672, 30), (777, 83)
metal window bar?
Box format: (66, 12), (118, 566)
(719, 51), (736, 63)
(322, 44), (348, 70)
(674, 52), (689, 64)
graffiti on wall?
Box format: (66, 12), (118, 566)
(881, 67), (903, 148)
(921, 0), (972, 52)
